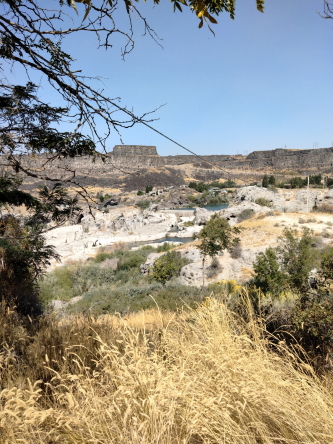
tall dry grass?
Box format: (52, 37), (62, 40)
(1, 299), (333, 443)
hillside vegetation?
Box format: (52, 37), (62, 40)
(39, 244), (206, 313)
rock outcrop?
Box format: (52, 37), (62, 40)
(3, 146), (333, 192)
(233, 186), (285, 210)
(218, 201), (271, 225)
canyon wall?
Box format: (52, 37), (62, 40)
(1, 146), (333, 191)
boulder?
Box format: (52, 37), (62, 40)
(194, 207), (213, 225)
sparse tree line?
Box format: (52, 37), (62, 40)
(261, 173), (329, 189)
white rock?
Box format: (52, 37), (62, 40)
(194, 207), (213, 225)
(219, 202), (271, 225)
(233, 186), (285, 210)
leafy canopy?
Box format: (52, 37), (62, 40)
(196, 214), (241, 259)
(152, 250), (189, 284)
(252, 227), (317, 296)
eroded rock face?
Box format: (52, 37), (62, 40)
(80, 208), (178, 234)
(233, 186), (285, 210)
(45, 208), (179, 267)
(232, 186), (333, 214)
(283, 190), (325, 213)
(218, 201), (271, 225)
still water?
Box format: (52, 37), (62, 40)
(153, 236), (193, 244)
(175, 203), (229, 212)
(128, 203), (229, 248)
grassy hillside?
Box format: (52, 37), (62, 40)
(1, 299), (333, 443)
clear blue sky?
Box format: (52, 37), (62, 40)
(8, 0), (333, 156)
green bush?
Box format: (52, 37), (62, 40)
(252, 247), (288, 298)
(262, 174), (269, 188)
(183, 220), (195, 227)
(136, 200), (150, 210)
(289, 177), (306, 189)
(237, 209), (255, 222)
(221, 179), (236, 188)
(137, 190), (144, 196)
(255, 198), (273, 207)
(251, 228), (318, 296)
(156, 242), (174, 253)
(152, 251), (189, 285)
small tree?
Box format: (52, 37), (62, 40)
(0, 175), (81, 316)
(152, 251), (188, 285)
(268, 175), (276, 186)
(262, 174), (269, 188)
(289, 177), (306, 189)
(188, 182), (198, 191)
(277, 227), (316, 290)
(252, 247), (288, 297)
(252, 227), (317, 296)
(196, 214), (241, 289)
(309, 174), (322, 186)
(145, 185), (153, 194)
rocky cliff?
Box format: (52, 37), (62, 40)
(2, 145), (333, 191)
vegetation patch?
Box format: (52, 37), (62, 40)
(237, 208), (255, 222)
(255, 197), (273, 207)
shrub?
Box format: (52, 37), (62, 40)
(262, 174), (269, 188)
(289, 177), (306, 189)
(145, 185), (153, 193)
(252, 228), (318, 296)
(183, 220), (195, 227)
(156, 242), (173, 253)
(136, 200), (150, 210)
(317, 203), (333, 213)
(255, 198), (272, 207)
(152, 251), (189, 285)
(252, 247), (288, 298)
(309, 173), (322, 185)
(291, 294), (333, 359)
(137, 190), (144, 196)
(210, 256), (220, 269)
(221, 179), (236, 188)
(230, 242), (242, 259)
(237, 209), (254, 222)
(206, 256), (221, 278)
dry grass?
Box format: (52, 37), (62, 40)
(1, 299), (333, 443)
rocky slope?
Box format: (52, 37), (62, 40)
(44, 187), (333, 288)
(2, 145), (333, 192)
